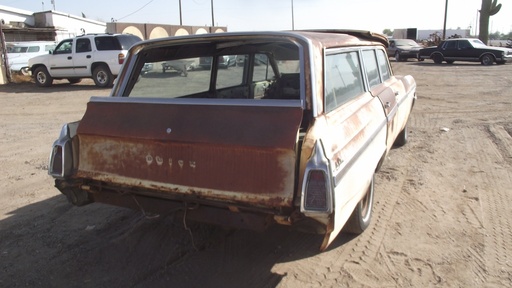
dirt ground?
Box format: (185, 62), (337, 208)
(1, 61), (511, 288)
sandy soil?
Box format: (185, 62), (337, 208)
(1, 62), (511, 287)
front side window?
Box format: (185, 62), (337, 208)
(362, 50), (381, 88)
(324, 51), (364, 112)
(376, 49), (391, 81)
(53, 40), (73, 54)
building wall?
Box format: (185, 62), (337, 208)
(0, 5), (35, 26)
(34, 11), (106, 41)
(107, 22), (226, 40)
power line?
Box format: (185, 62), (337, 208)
(116, 0), (155, 21)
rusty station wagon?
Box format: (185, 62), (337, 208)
(48, 30), (416, 250)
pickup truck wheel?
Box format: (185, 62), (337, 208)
(93, 65), (114, 87)
(481, 54), (494, 65)
(67, 78), (82, 84)
(394, 123), (408, 147)
(343, 175), (374, 234)
(34, 66), (53, 87)
(432, 54), (443, 64)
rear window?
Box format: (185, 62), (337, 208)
(125, 42), (302, 102)
(115, 35), (142, 50)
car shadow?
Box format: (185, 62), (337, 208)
(0, 188), (358, 287)
(0, 80), (111, 94)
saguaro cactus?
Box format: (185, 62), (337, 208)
(479, 0), (502, 43)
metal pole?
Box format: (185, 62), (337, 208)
(442, 0), (448, 39)
(291, 0), (295, 30)
(211, 0), (215, 27)
(179, 0), (182, 25)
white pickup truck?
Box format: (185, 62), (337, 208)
(48, 30), (416, 250)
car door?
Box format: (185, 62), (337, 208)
(441, 40), (458, 60)
(48, 39), (76, 77)
(321, 49), (387, 247)
(73, 38), (93, 77)
(457, 39), (479, 61)
(363, 49), (402, 150)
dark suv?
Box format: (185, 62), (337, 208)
(28, 33), (142, 87)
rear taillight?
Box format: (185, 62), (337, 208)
(301, 140), (333, 213)
(304, 170), (328, 211)
(49, 145), (63, 176)
(118, 53), (125, 64)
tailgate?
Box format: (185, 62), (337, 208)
(76, 98), (303, 208)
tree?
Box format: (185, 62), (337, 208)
(382, 29), (393, 36)
(479, 0), (502, 44)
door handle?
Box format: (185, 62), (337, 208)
(86, 55), (91, 59)
(67, 56), (72, 60)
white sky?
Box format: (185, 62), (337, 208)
(2, 0), (511, 35)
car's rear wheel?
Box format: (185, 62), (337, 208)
(481, 54), (494, 65)
(93, 65), (114, 87)
(34, 66), (53, 87)
(395, 51), (401, 62)
(432, 54), (443, 64)
(343, 174), (375, 234)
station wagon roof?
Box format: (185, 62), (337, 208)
(135, 30), (389, 49)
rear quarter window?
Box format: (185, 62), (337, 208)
(324, 51), (364, 112)
(95, 36), (121, 51)
(115, 35), (142, 50)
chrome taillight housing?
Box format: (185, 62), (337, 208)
(48, 121), (79, 178)
(301, 140), (333, 213)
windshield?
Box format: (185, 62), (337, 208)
(394, 39), (420, 47)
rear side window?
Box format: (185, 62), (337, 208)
(324, 51), (364, 112)
(27, 46), (40, 53)
(95, 36), (121, 51)
(76, 39), (91, 53)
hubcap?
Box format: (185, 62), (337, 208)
(97, 71), (107, 84)
(37, 72), (46, 84)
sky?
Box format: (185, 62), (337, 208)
(2, 0), (511, 36)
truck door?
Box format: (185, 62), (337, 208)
(73, 38), (93, 77)
(48, 39), (76, 77)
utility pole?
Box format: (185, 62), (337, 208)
(291, 0), (295, 30)
(211, 0), (215, 27)
(442, 0), (448, 39)
(179, 0), (182, 25)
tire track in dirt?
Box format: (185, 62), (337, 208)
(468, 125), (512, 286)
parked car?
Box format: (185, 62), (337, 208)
(47, 30), (416, 251)
(418, 38), (512, 65)
(28, 33), (142, 87)
(6, 41), (56, 73)
(199, 55), (236, 69)
(387, 39), (423, 61)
